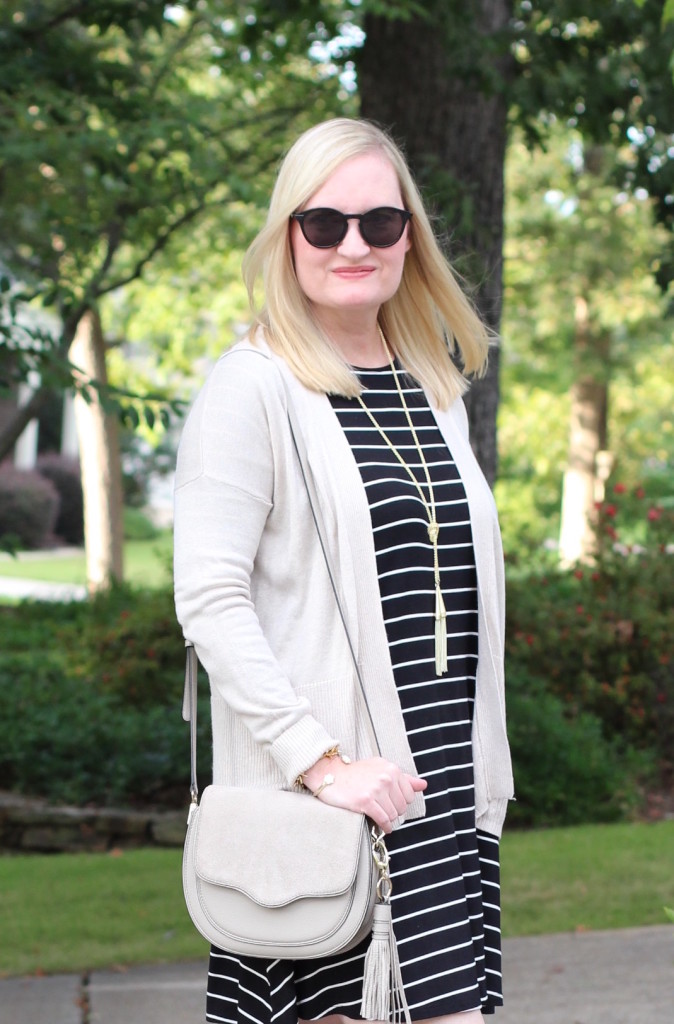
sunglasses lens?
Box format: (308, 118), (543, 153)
(296, 207), (409, 247)
(301, 209), (347, 247)
(360, 208), (407, 247)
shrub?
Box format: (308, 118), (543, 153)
(506, 485), (673, 786)
(506, 668), (645, 828)
(76, 585), (182, 708)
(0, 464), (60, 549)
(36, 453), (84, 546)
(507, 562), (673, 740)
(0, 652), (211, 806)
(0, 589), (210, 807)
(123, 506), (160, 541)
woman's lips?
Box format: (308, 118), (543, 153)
(332, 267), (375, 278)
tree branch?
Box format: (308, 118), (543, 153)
(85, 221), (123, 300)
(11, 2), (89, 39)
(95, 199), (216, 297)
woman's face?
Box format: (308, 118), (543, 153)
(289, 151), (411, 326)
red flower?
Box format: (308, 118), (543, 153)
(648, 507), (662, 521)
(635, 486), (646, 499)
(613, 483), (627, 494)
(573, 569), (584, 579)
(605, 504), (617, 517)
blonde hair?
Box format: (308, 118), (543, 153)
(242, 118), (489, 408)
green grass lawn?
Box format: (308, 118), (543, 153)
(500, 820), (674, 936)
(0, 848), (207, 977)
(0, 533), (173, 589)
(0, 820), (672, 977)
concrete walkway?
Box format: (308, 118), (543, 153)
(0, 575), (87, 601)
(1, 926), (672, 1024)
(0, 548), (87, 602)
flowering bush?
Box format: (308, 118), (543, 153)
(593, 479), (672, 562)
(506, 481), (674, 798)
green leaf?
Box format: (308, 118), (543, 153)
(122, 405), (140, 430)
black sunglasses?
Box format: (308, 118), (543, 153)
(290, 207), (412, 248)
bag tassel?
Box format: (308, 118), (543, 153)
(361, 903), (411, 1024)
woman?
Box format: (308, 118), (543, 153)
(174, 117), (514, 1024)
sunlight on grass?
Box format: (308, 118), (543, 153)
(0, 533), (173, 589)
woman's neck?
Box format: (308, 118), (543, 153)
(316, 312), (389, 368)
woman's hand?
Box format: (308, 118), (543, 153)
(302, 756), (427, 834)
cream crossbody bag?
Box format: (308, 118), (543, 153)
(181, 355), (410, 1023)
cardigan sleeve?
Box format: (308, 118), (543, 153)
(173, 352), (339, 785)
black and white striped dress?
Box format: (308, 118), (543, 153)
(205, 364), (503, 1023)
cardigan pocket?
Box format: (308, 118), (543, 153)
(293, 673), (362, 755)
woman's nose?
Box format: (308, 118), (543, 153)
(336, 219), (370, 256)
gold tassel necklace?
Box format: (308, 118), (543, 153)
(355, 327), (448, 676)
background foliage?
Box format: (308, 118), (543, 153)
(0, 1), (672, 827)
(0, 588), (211, 807)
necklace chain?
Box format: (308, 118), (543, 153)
(354, 327), (448, 675)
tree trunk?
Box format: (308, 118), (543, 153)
(558, 296), (610, 565)
(0, 385), (50, 462)
(69, 307), (124, 591)
(357, 0), (513, 484)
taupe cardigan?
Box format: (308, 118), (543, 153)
(174, 336), (514, 837)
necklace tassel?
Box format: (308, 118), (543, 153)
(434, 584), (447, 676)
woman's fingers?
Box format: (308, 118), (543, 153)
(314, 757), (426, 828)
(363, 791), (401, 832)
(396, 772), (427, 807)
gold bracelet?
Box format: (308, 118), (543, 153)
(313, 773), (335, 798)
(294, 746), (351, 791)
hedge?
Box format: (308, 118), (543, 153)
(1, 530), (670, 824)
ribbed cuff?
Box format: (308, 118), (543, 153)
(475, 797), (510, 838)
(270, 715), (340, 788)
